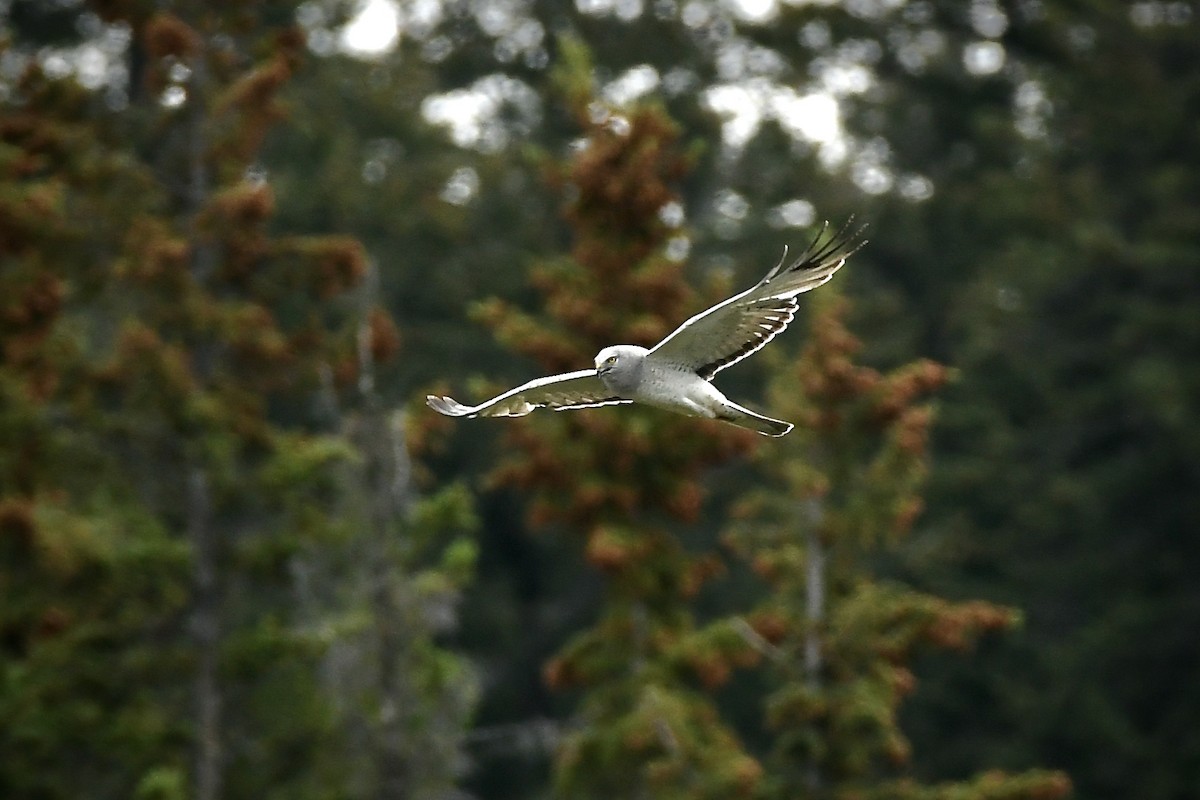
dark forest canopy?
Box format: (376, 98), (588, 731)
(1, 2), (1197, 799)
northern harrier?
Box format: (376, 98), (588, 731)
(427, 219), (865, 437)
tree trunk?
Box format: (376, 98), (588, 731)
(803, 497), (826, 795)
(186, 47), (222, 800)
(364, 409), (412, 800)
(356, 292), (415, 800)
(189, 467), (222, 800)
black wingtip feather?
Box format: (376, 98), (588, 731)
(788, 216), (868, 275)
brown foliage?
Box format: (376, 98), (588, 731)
(1, 272), (68, 399)
(542, 655), (577, 691)
(272, 26), (308, 69)
(367, 307), (402, 364)
(0, 499), (37, 551)
(479, 88), (768, 797)
(143, 12), (200, 62)
(872, 359), (949, 424)
(680, 554), (725, 598)
(891, 497), (925, 535)
(665, 480), (704, 523)
(35, 606), (71, 639)
(888, 665), (917, 698)
(218, 58), (292, 115)
(689, 651), (732, 689)
(926, 601), (1018, 650)
(141, 238), (190, 282)
(747, 610), (790, 645)
(305, 237), (368, 298)
(732, 757), (764, 794)
(226, 303), (293, 378)
(585, 526), (638, 571)
(206, 182), (275, 227)
(1031, 773), (1074, 799)
(2, 272), (65, 334)
(894, 407), (934, 456)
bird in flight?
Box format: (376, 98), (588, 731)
(427, 219), (865, 437)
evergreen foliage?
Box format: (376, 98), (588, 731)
(454, 41), (1066, 800)
(723, 296), (1069, 799)
(1, 4), (477, 799)
(2, 1), (1196, 798)
(832, 4), (1200, 796)
(472, 45), (763, 799)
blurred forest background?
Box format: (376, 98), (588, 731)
(1, 1), (1197, 799)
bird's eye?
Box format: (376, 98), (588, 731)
(605, 356), (617, 366)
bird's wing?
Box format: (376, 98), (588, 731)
(427, 369), (631, 418)
(649, 219), (866, 379)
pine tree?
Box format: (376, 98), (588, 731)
(1, 5), (479, 798)
(111, 11), (370, 798)
(464, 41), (764, 799)
(324, 271), (480, 800)
(0, 32), (194, 800)
(829, 3), (1200, 796)
(723, 294), (1070, 800)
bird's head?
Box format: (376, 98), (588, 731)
(595, 345), (622, 376)
(594, 345), (646, 392)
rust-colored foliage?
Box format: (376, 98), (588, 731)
(35, 606), (71, 639)
(143, 12), (201, 62)
(0, 499), (37, 551)
(484, 94), (756, 524)
(366, 306), (402, 364)
(218, 58), (292, 115)
(307, 236), (369, 299)
(722, 296), (1070, 798)
(0, 11), (396, 798)
(542, 655), (575, 692)
(206, 181), (275, 227)
(2, 272), (65, 337)
(474, 46), (762, 798)
(214, 57), (293, 162)
(747, 609), (790, 645)
(925, 600), (1019, 651)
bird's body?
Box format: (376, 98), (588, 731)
(427, 220), (865, 437)
(595, 344), (793, 436)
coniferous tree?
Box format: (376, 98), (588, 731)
(7, 1), (1195, 797)
(327, 272), (480, 800)
(115, 11), (368, 797)
(467, 42), (764, 799)
(0, 47), (191, 798)
(723, 295), (1070, 800)
(1, 4), (481, 798)
(828, 4), (1200, 796)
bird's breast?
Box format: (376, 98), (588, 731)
(634, 363), (726, 418)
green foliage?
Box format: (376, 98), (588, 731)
(455, 44), (1065, 799)
(1, 4), (478, 799)
(0, 33), (193, 798)
(135, 766), (188, 800)
(832, 4), (1200, 797)
(0, 493), (190, 799)
(3, 0), (1195, 798)
(720, 297), (1066, 800)
(465, 62), (763, 798)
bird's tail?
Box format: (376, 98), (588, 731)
(718, 401), (794, 437)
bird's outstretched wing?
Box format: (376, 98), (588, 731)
(427, 369), (631, 418)
(650, 219), (866, 380)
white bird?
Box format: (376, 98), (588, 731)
(427, 219), (865, 437)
